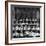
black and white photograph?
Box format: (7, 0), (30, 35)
(5, 1), (45, 44)
(11, 5), (40, 38)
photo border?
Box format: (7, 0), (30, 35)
(5, 1), (45, 45)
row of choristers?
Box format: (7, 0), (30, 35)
(12, 25), (40, 31)
(12, 18), (40, 26)
(13, 31), (40, 38)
